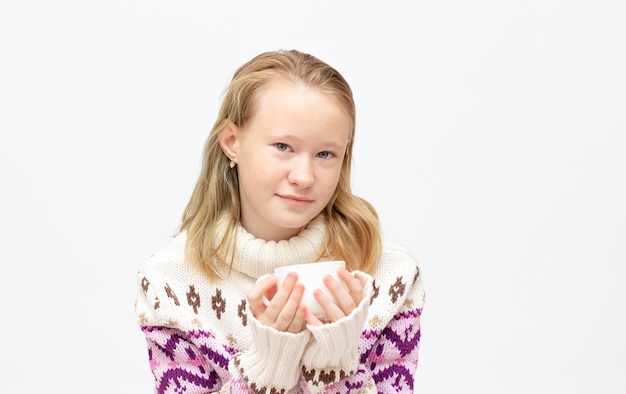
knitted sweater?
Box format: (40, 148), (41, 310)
(135, 215), (425, 393)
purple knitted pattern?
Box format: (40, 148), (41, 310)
(325, 308), (422, 393)
(142, 326), (236, 393)
(141, 308), (421, 393)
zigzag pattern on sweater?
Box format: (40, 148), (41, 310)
(320, 308), (422, 393)
(142, 326), (236, 393)
(141, 307), (421, 394)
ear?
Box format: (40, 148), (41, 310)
(218, 121), (240, 162)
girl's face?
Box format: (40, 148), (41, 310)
(223, 79), (351, 241)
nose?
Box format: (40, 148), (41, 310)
(288, 156), (315, 188)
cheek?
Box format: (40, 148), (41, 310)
(238, 160), (278, 189)
(318, 168), (342, 194)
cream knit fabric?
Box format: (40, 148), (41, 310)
(135, 215), (424, 393)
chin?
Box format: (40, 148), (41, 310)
(277, 215), (317, 232)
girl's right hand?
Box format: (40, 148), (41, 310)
(247, 272), (308, 333)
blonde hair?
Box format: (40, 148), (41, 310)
(180, 49), (381, 279)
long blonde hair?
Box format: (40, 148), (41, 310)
(180, 49), (381, 278)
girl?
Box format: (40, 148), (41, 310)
(135, 49), (425, 393)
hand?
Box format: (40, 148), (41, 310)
(306, 268), (364, 326)
(247, 272), (308, 333)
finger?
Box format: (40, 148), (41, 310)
(305, 308), (323, 327)
(265, 284), (278, 302)
(265, 272), (298, 317)
(247, 275), (277, 316)
(324, 273), (356, 316)
(312, 287), (345, 322)
(286, 304), (307, 333)
(274, 282), (305, 331)
(338, 268), (364, 305)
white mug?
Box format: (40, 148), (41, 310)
(260, 260), (345, 319)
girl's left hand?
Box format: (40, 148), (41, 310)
(306, 268), (364, 326)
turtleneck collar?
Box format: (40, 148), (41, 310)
(217, 214), (329, 279)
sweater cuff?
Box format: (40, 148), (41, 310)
(301, 271), (373, 373)
(232, 308), (311, 392)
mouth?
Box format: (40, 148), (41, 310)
(278, 194), (313, 205)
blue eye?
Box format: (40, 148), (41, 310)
(317, 151), (333, 160)
(275, 143), (289, 152)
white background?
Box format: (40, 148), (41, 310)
(1, 1), (624, 393)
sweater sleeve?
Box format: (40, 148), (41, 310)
(229, 306), (311, 393)
(136, 269), (311, 394)
(298, 271), (373, 392)
(300, 253), (425, 393)
(355, 258), (424, 393)
(140, 325), (229, 393)
(136, 268), (234, 393)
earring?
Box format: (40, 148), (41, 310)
(229, 160), (236, 169)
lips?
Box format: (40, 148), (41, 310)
(279, 194), (313, 202)
(279, 194), (313, 204)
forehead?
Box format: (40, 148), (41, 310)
(252, 79), (352, 123)
(240, 79), (353, 147)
